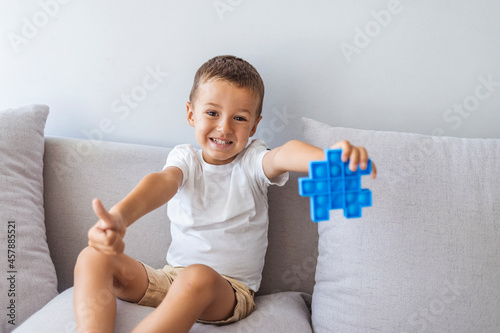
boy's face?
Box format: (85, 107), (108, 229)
(186, 80), (262, 165)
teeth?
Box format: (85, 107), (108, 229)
(212, 138), (231, 145)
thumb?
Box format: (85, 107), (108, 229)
(92, 198), (116, 230)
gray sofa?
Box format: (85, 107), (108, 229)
(2, 105), (500, 332)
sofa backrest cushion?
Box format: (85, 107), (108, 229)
(303, 117), (500, 333)
(0, 105), (58, 332)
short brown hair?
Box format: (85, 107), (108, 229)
(189, 55), (265, 117)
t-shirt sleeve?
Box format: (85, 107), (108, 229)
(244, 139), (289, 187)
(163, 144), (193, 189)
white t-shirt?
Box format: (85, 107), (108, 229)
(163, 139), (288, 291)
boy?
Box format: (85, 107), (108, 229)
(74, 55), (377, 333)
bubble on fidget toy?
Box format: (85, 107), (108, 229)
(316, 195), (328, 205)
(313, 164), (327, 178)
(346, 178), (358, 190)
(316, 208), (328, 219)
(345, 167), (355, 176)
(331, 193), (343, 208)
(327, 150), (342, 162)
(358, 191), (370, 205)
(348, 204), (359, 216)
(303, 181), (313, 194)
(331, 179), (342, 191)
(346, 192), (356, 204)
(330, 165), (341, 177)
(316, 181), (328, 192)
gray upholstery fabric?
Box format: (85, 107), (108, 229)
(261, 172), (319, 296)
(302, 117), (500, 333)
(0, 105), (58, 332)
(14, 288), (312, 333)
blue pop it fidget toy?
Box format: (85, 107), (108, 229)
(298, 149), (372, 222)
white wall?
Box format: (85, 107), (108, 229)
(1, 0), (499, 149)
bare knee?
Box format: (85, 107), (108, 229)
(75, 246), (111, 272)
(173, 265), (236, 321)
(175, 264), (220, 296)
(75, 247), (128, 289)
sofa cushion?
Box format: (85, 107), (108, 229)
(14, 288), (312, 332)
(0, 105), (58, 332)
(302, 117), (500, 332)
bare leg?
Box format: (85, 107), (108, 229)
(73, 246), (149, 333)
(132, 264), (236, 333)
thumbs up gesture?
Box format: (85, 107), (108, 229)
(87, 198), (127, 256)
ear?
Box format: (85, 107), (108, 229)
(186, 101), (195, 127)
(249, 115), (263, 137)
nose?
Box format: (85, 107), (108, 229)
(217, 117), (233, 134)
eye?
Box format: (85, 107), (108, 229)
(206, 110), (218, 117)
(234, 116), (247, 122)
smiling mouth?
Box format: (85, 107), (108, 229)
(210, 138), (233, 146)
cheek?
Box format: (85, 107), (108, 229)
(194, 122), (212, 137)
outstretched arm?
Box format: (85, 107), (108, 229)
(262, 140), (377, 180)
(87, 166), (183, 255)
(111, 166), (183, 227)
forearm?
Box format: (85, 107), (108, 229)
(277, 140), (325, 172)
(110, 170), (181, 227)
(264, 140), (325, 179)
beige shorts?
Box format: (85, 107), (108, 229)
(137, 263), (256, 325)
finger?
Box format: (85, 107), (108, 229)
(88, 230), (124, 256)
(88, 224), (109, 246)
(330, 140), (351, 162)
(348, 148), (360, 172)
(88, 222), (117, 245)
(92, 198), (116, 230)
(88, 239), (106, 254)
(370, 162), (377, 179)
(357, 147), (369, 170)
